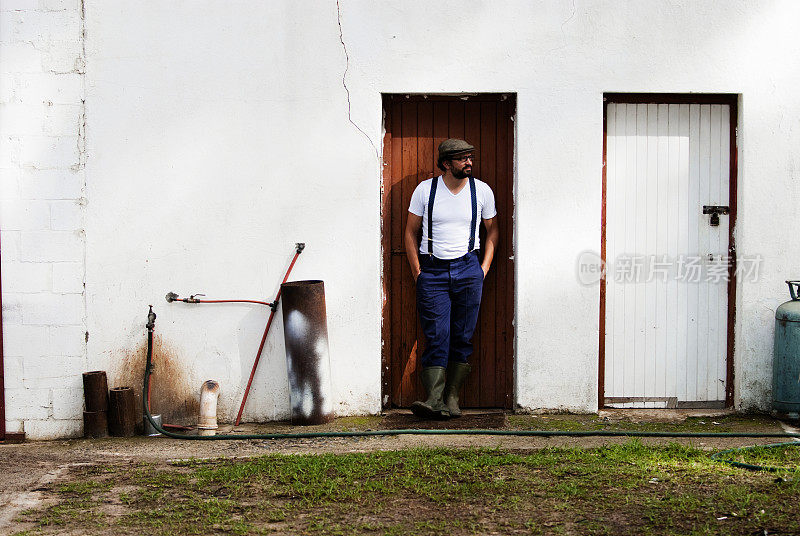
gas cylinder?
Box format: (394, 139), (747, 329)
(773, 280), (800, 418)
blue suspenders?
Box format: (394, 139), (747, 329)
(426, 176), (478, 256)
(468, 176), (477, 252)
(427, 177), (438, 255)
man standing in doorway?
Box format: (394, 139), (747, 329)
(404, 139), (499, 419)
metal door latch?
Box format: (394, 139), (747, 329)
(702, 205), (730, 226)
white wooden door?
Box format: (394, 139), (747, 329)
(604, 101), (732, 408)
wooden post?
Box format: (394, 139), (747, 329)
(108, 387), (136, 437)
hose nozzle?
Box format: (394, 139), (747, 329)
(165, 292), (178, 303)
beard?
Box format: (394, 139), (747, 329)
(452, 166), (471, 179)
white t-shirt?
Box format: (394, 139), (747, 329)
(408, 176), (497, 260)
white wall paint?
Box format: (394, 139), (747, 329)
(0, 0), (87, 438)
(4, 0), (800, 437)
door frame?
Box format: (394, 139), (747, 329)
(380, 93), (517, 410)
(599, 93), (739, 409)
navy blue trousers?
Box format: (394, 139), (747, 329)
(416, 251), (484, 368)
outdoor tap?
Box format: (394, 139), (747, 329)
(165, 291), (178, 303)
(296, 242), (305, 253)
(146, 305), (157, 332)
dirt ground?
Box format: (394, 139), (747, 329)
(1, 410), (797, 533)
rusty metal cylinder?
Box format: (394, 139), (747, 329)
(108, 387), (136, 437)
(82, 370), (109, 413)
(83, 410), (108, 438)
(280, 280), (334, 425)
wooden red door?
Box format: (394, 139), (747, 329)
(381, 94), (515, 409)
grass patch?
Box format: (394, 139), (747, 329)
(13, 441), (800, 535)
(506, 413), (780, 433)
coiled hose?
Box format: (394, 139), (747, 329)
(142, 307), (800, 471)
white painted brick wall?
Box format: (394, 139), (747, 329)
(22, 292), (83, 324)
(1, 0), (86, 439)
(49, 200), (80, 231)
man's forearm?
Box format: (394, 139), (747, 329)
(481, 222), (499, 274)
(404, 230), (421, 280)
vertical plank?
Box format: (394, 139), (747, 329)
(666, 103), (679, 398)
(644, 103), (658, 400)
(612, 103), (627, 397)
(381, 96), (392, 408)
(479, 101), (497, 406)
(494, 98), (509, 408)
(400, 100), (418, 405)
(415, 101), (434, 402)
(449, 101), (465, 139)
(706, 104), (722, 401)
(718, 105), (731, 401)
(655, 103), (669, 399)
(622, 103), (637, 397)
(432, 102), (449, 175)
(696, 104), (711, 402)
(464, 100), (482, 407)
(686, 104), (701, 402)
(390, 98), (404, 405)
(676, 103), (690, 401)
(604, 103), (615, 397)
(505, 96), (516, 408)
(634, 103), (648, 398)
(418, 101), (434, 182)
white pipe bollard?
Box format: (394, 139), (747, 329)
(198, 380), (220, 436)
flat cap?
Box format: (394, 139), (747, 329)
(437, 138), (474, 170)
(438, 138), (474, 159)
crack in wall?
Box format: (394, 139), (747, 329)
(336, 0), (379, 161)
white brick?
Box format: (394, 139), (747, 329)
(2, 356), (24, 388)
(4, 420), (23, 434)
(1, 292), (24, 323)
(0, 0), (37, 10)
(49, 323), (84, 355)
(0, 199), (50, 230)
(5, 387), (51, 420)
(0, 102), (44, 136)
(20, 135), (79, 168)
(17, 72), (83, 104)
(24, 353), (82, 378)
(52, 387), (82, 419)
(51, 260), (81, 292)
(0, 136), (21, 167)
(22, 291), (82, 324)
(0, 11), (21, 43)
(9, 11), (81, 44)
(0, 228), (21, 260)
(1, 260), (51, 292)
(0, 43), (42, 73)
(43, 103), (80, 136)
(0, 167), (21, 199)
(39, 0), (80, 11)
(23, 370), (81, 389)
(0, 74), (13, 103)
(21, 229), (82, 261)
(49, 199), (80, 230)
(3, 323), (47, 355)
(25, 419), (82, 439)
(21, 168), (82, 199)
(41, 41), (82, 73)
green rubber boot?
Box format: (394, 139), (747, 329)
(410, 366), (450, 420)
(444, 362), (472, 418)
